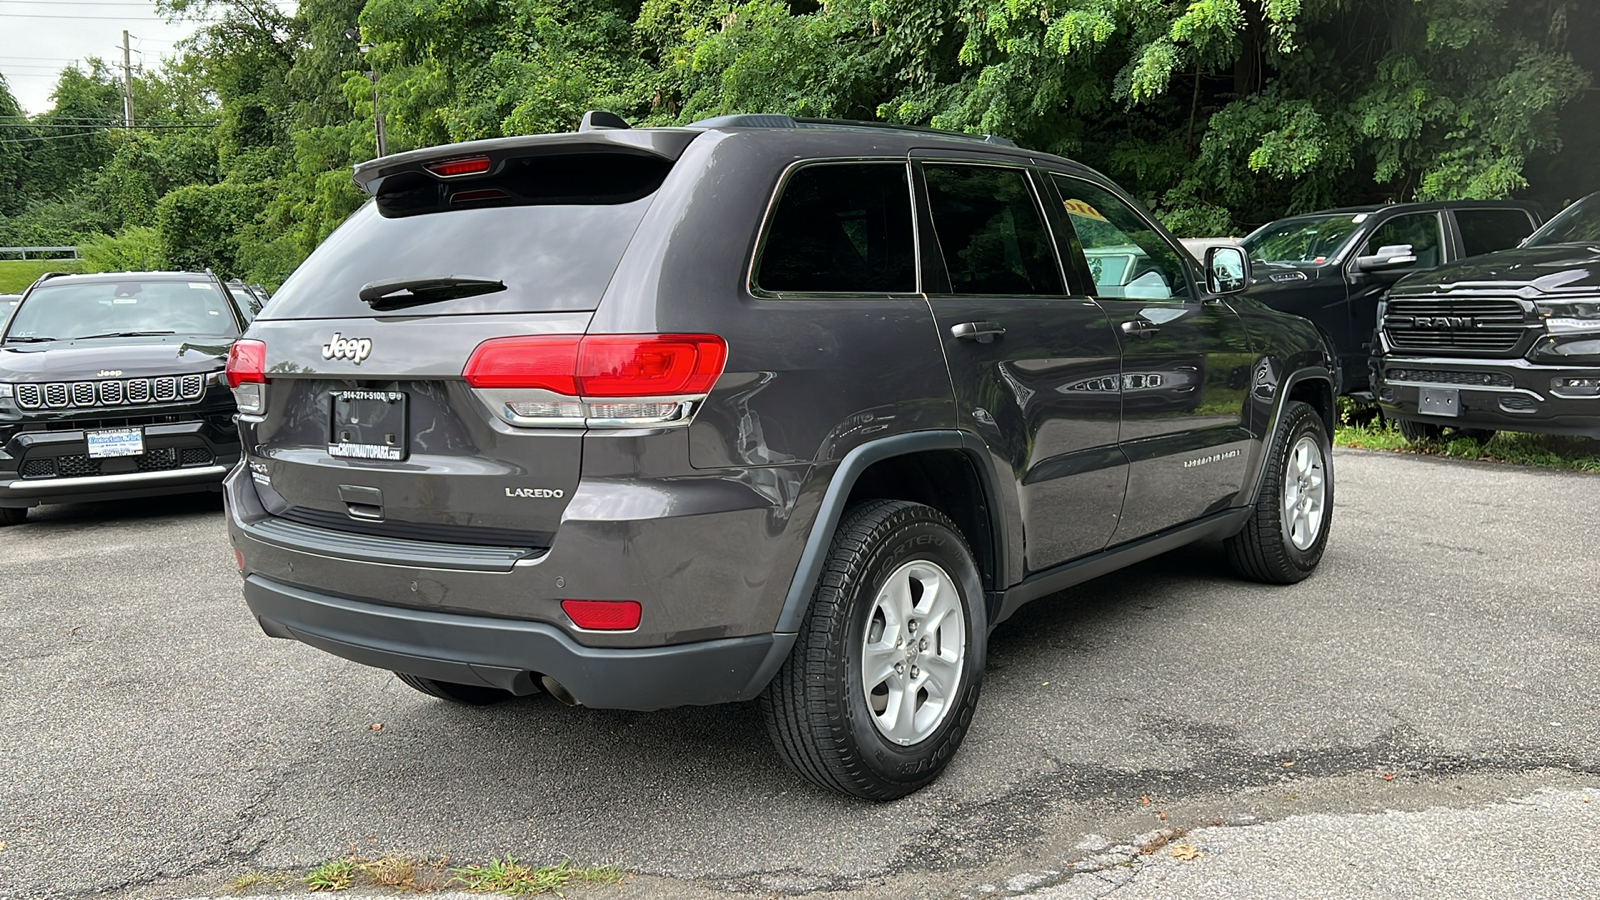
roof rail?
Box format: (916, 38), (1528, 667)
(795, 117), (1018, 147)
(579, 110), (632, 132)
(688, 114), (799, 129)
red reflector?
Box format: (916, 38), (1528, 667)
(233, 548), (244, 572)
(426, 155), (492, 177)
(226, 339), (267, 387)
(461, 334), (727, 397)
(561, 599), (641, 631)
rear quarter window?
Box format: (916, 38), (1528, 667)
(754, 162), (917, 295)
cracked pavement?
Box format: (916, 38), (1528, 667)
(1, 448), (1597, 899)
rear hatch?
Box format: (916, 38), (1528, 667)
(236, 131), (699, 547)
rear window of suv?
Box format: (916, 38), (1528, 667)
(261, 152), (674, 319)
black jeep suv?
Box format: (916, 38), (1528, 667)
(1239, 201), (1543, 394)
(0, 271), (245, 524)
(1374, 191), (1600, 441)
(226, 114), (1336, 799)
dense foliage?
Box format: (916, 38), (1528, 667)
(1, 0), (1595, 286)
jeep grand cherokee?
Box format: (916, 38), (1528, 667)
(226, 113), (1337, 799)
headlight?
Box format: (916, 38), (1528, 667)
(1537, 300), (1600, 334)
(0, 383), (12, 399)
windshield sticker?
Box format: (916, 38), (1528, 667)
(1064, 199), (1108, 221)
(188, 282), (213, 290)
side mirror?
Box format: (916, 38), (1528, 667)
(1355, 243), (1418, 272)
(1205, 245), (1250, 294)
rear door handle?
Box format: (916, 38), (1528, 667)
(1120, 319), (1161, 339)
(951, 321), (1006, 343)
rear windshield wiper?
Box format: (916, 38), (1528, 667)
(358, 276), (507, 311)
(75, 331), (178, 339)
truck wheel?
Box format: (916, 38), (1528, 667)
(1397, 418), (1445, 443)
(761, 500), (986, 800)
(1226, 400), (1332, 584)
(394, 672), (514, 705)
(0, 507), (26, 526)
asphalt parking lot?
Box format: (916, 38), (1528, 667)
(1, 448), (1597, 900)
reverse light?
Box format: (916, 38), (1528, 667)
(561, 599), (642, 631)
(425, 155), (492, 178)
(463, 334), (728, 428)
(226, 339), (268, 415)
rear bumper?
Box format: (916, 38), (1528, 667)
(244, 574), (794, 710)
(1374, 357), (1600, 438)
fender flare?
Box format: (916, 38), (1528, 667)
(1244, 364), (1336, 509)
(774, 430), (1005, 634)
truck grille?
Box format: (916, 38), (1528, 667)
(1383, 298), (1527, 353)
(15, 374), (206, 411)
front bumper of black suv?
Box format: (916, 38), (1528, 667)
(1373, 358), (1600, 438)
(0, 403), (240, 508)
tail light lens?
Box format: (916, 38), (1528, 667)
(561, 599), (642, 631)
(226, 339), (268, 415)
(463, 334), (727, 427)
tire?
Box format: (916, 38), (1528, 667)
(1226, 400), (1333, 584)
(394, 672), (515, 706)
(0, 507), (26, 526)
(1460, 428), (1497, 443)
(760, 500), (986, 800)
(1397, 418), (1444, 443)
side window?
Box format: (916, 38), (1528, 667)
(1049, 175), (1192, 301)
(755, 162), (916, 294)
(1364, 213), (1443, 268)
(921, 164), (1064, 296)
(1455, 209), (1536, 258)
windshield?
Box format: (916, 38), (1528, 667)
(1241, 214), (1365, 266)
(4, 279), (240, 343)
(1526, 193), (1600, 247)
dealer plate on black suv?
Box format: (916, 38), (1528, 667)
(328, 390), (407, 461)
(1417, 386), (1460, 417)
(86, 427), (144, 459)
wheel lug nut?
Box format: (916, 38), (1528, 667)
(919, 638), (928, 651)
(908, 621), (918, 633)
(910, 665), (920, 678)
(894, 662), (905, 675)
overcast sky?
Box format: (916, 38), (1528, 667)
(1, 0), (294, 115)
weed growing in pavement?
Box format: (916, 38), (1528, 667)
(225, 870), (292, 893)
(1334, 398), (1600, 473)
(450, 858), (624, 895)
(275, 853), (621, 895)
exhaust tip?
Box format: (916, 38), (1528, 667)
(539, 675), (581, 707)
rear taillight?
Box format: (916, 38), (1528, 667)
(561, 599), (642, 631)
(463, 334), (727, 428)
(226, 340), (269, 415)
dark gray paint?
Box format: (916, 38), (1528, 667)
(226, 122), (1335, 709)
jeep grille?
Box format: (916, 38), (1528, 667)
(15, 374), (206, 411)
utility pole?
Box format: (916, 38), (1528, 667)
(369, 70), (386, 157)
(120, 30), (133, 128)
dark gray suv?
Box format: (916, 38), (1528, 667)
(226, 114), (1337, 799)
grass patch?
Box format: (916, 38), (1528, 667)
(270, 853), (623, 896)
(1335, 398), (1600, 473)
(0, 259), (85, 293)
(226, 870), (293, 893)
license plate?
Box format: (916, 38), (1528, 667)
(86, 427), (144, 459)
(1417, 386), (1460, 418)
(328, 390), (408, 461)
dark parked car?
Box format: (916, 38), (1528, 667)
(1239, 201), (1543, 393)
(226, 113), (1336, 799)
(1373, 191), (1600, 441)
(0, 271), (246, 525)
(224, 279), (270, 322)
